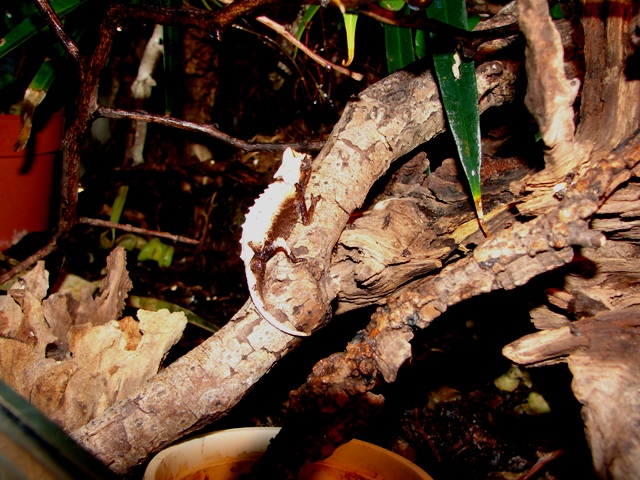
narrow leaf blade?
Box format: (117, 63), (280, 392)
(427, 0), (487, 234)
(384, 23), (415, 73)
(342, 12), (358, 66)
(294, 5), (320, 59)
(159, 0), (182, 116)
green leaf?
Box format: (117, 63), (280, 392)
(294, 5), (320, 59)
(137, 237), (174, 267)
(115, 233), (146, 251)
(0, 0), (88, 59)
(382, 4), (415, 74)
(100, 185), (129, 248)
(468, 14), (481, 30)
(549, 3), (565, 20)
(514, 392), (551, 415)
(378, 0), (406, 11)
(414, 29), (427, 59)
(384, 23), (415, 73)
(342, 11), (358, 66)
(427, 0), (487, 234)
(27, 58), (56, 93)
(110, 185), (129, 224)
(128, 295), (219, 333)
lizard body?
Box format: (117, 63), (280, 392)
(240, 148), (320, 337)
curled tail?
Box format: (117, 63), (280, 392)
(245, 264), (309, 337)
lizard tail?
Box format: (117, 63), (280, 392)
(246, 273), (310, 337)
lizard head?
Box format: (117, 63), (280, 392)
(274, 148), (308, 185)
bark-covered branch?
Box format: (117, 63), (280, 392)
(70, 58), (519, 474)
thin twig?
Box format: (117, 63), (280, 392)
(98, 107), (325, 152)
(256, 16), (364, 81)
(520, 450), (564, 480)
(79, 217), (199, 245)
(32, 0), (81, 62)
(0, 234), (60, 285)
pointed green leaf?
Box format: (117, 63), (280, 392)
(296, 6), (321, 41)
(102, 185), (129, 247)
(110, 185), (129, 224)
(294, 5), (320, 59)
(427, 0), (487, 234)
(342, 12), (358, 66)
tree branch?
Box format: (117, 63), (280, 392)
(32, 0), (81, 63)
(98, 107), (324, 153)
(71, 58), (519, 474)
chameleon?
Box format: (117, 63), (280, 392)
(240, 148), (321, 337)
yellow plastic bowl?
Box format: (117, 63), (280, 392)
(144, 427), (432, 480)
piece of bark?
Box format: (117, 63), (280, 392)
(514, 0), (590, 215)
(331, 198), (445, 312)
(71, 59), (519, 474)
(577, 0), (640, 155)
(75, 246), (134, 325)
(0, 251), (187, 433)
(518, 0), (640, 215)
(332, 153), (530, 314)
(526, 177), (640, 330)
(518, 0), (581, 165)
(503, 307), (640, 479)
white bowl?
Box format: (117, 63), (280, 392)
(144, 427), (432, 480)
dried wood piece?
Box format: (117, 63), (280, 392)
(518, 0), (580, 159)
(515, 0), (590, 214)
(332, 198), (445, 313)
(577, 0), (640, 154)
(332, 152), (530, 314)
(529, 177), (640, 330)
(0, 249), (187, 432)
(503, 307), (640, 479)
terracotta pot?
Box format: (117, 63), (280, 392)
(0, 111), (64, 250)
(144, 427), (432, 480)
